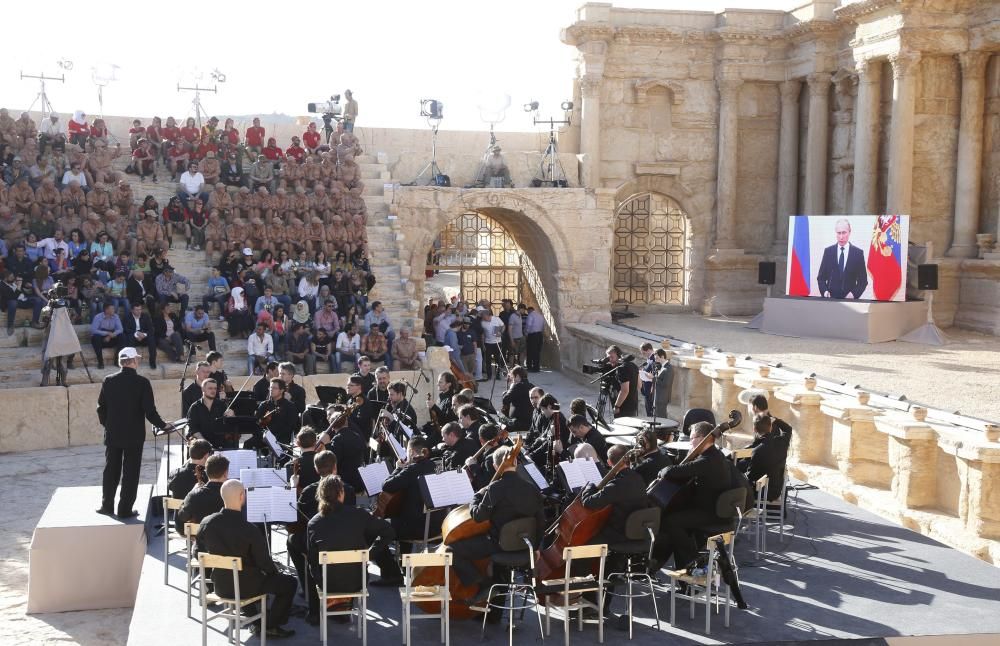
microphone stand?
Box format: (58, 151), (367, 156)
(178, 340), (198, 411)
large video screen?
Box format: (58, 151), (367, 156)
(785, 215), (909, 302)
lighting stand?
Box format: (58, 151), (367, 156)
(531, 115), (570, 187)
(407, 118), (446, 186)
(21, 72), (63, 120)
(177, 83), (217, 129)
(468, 124), (507, 188)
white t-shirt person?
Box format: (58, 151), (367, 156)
(179, 169), (205, 195)
(481, 315), (505, 345)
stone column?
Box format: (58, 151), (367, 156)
(700, 355), (743, 444)
(580, 74), (602, 189)
(876, 407), (938, 509)
(851, 59), (882, 214)
(955, 440), (1000, 539)
(886, 52), (922, 215)
(668, 348), (712, 420)
(775, 80), (801, 248)
(821, 391), (891, 488)
(803, 73), (831, 215)
(776, 377), (828, 465)
(715, 78), (743, 248)
(947, 51), (990, 258)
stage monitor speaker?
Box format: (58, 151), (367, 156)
(917, 264), (939, 290)
(758, 261), (776, 286)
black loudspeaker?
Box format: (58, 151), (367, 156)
(917, 264), (939, 290)
(758, 261), (777, 286)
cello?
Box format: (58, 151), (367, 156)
(534, 447), (642, 599)
(450, 356), (477, 393)
(410, 437), (524, 618)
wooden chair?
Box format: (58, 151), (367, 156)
(185, 522), (201, 618)
(539, 543), (608, 646)
(317, 549), (370, 646)
(162, 497), (183, 585)
(730, 447), (754, 462)
(665, 532), (735, 634)
(197, 552), (267, 646)
(399, 551), (451, 646)
(743, 475), (769, 557)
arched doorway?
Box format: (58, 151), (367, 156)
(427, 210), (527, 308)
(612, 192), (688, 305)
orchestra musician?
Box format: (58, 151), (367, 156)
(527, 394), (569, 473)
(524, 387), (546, 445)
(464, 423), (505, 490)
(253, 377), (298, 446)
(352, 355), (376, 395)
(365, 366), (391, 436)
(252, 360), (280, 402)
(306, 475), (404, 626)
(318, 403), (366, 493)
(383, 381), (417, 433)
(437, 421), (479, 471)
(175, 453), (229, 534)
(380, 436), (438, 551)
(167, 439), (213, 500)
(206, 351), (234, 398)
(186, 379), (235, 447)
(457, 404), (484, 441)
(449, 445), (544, 607)
(741, 412), (793, 501)
(423, 372), (459, 445)
(198, 479), (298, 639)
(500, 366), (534, 432)
(563, 414), (609, 462)
(290, 428), (320, 490)
(278, 361), (307, 419)
(287, 450), (359, 622)
(649, 421), (733, 572)
(342, 375), (372, 438)
(181, 361), (211, 417)
(633, 427), (672, 486)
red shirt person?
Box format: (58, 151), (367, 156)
(262, 137), (285, 162)
(285, 137), (306, 162)
(302, 123), (321, 153)
(161, 117), (181, 145)
(245, 118), (265, 149)
(179, 117), (200, 143)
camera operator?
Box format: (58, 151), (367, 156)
(606, 344), (639, 418)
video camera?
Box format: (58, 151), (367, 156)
(44, 282), (69, 309)
(307, 95), (342, 117)
(581, 358), (611, 376)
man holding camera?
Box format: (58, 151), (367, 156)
(606, 344), (639, 418)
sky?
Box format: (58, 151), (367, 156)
(2, 0), (794, 132)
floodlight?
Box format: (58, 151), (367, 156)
(524, 101), (539, 112)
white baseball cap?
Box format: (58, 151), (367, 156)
(118, 347), (141, 361)
(242, 247), (253, 256)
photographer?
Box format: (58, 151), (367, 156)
(606, 345), (639, 418)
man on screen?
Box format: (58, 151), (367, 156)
(817, 219), (868, 299)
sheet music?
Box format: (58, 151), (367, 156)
(422, 470), (475, 508)
(246, 486), (297, 523)
(358, 462), (391, 496)
(522, 462), (548, 490)
(219, 450), (258, 478)
(386, 433), (406, 461)
(240, 468), (287, 489)
(396, 419), (414, 439)
(558, 459), (603, 491)
(263, 430), (285, 458)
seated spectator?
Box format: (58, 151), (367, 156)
(80, 276), (106, 320)
(67, 111), (89, 150)
(162, 197), (188, 249)
(167, 138), (189, 181)
(245, 118), (265, 156)
(306, 327), (334, 376)
(155, 265), (191, 315)
(90, 232), (115, 271)
(254, 285), (282, 321)
(247, 322), (275, 375)
(225, 286), (253, 339)
(1, 271), (42, 333)
(313, 298), (340, 338)
(202, 266), (230, 317)
(67, 229), (87, 259)
(121, 302), (157, 369)
(285, 136), (305, 163)
(38, 113), (66, 153)
(334, 321), (360, 373)
(106, 270), (129, 312)
(271, 305), (289, 359)
(286, 323), (311, 372)
(49, 248), (72, 282)
(177, 161), (208, 209)
(201, 151), (221, 185)
(262, 137), (285, 162)
(154, 303), (184, 362)
(220, 150), (244, 187)
(188, 198), (208, 251)
(183, 304), (217, 351)
(38, 229), (69, 261)
(128, 119), (145, 150)
(393, 326), (421, 370)
(248, 154), (275, 193)
(298, 271), (321, 312)
(364, 300), (394, 355)
(131, 139), (156, 182)
(126, 268), (156, 311)
(90, 302), (123, 369)
(361, 324), (388, 364)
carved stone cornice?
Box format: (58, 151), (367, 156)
(784, 19), (842, 42)
(834, 0), (903, 23)
(888, 51), (922, 79)
(561, 24), (614, 47)
(779, 79), (802, 104)
(854, 56), (883, 82)
(807, 72), (833, 94)
(714, 27), (786, 44)
(615, 25), (718, 45)
(958, 50), (991, 77)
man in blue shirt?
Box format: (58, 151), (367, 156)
(90, 302), (124, 369)
(183, 305), (217, 352)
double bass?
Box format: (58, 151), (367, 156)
(410, 437), (524, 618)
(449, 357), (477, 393)
(534, 447), (642, 599)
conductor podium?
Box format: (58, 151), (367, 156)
(27, 485), (151, 613)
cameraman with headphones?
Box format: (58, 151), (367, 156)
(606, 345), (639, 418)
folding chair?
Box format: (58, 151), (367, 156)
(162, 497), (183, 585)
(665, 532), (735, 634)
(604, 507), (662, 638)
(399, 551), (451, 646)
(197, 553), (267, 646)
(540, 543), (608, 646)
(317, 549), (370, 646)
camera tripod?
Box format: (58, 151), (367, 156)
(469, 124), (513, 188)
(531, 115), (569, 188)
(407, 119), (446, 186)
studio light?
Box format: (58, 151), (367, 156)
(524, 101), (539, 112)
(420, 99), (444, 121)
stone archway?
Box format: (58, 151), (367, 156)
(391, 187), (616, 368)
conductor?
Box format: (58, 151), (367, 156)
(96, 347), (170, 518)
(816, 218), (868, 299)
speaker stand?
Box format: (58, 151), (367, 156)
(900, 291), (948, 346)
(746, 285), (772, 330)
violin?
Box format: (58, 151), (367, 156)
(462, 428), (509, 477)
(317, 395), (364, 447)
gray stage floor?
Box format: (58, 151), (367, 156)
(126, 485), (1000, 645)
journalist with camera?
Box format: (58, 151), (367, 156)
(582, 344), (639, 418)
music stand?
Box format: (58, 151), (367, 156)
(221, 415), (261, 449)
(315, 385), (348, 406)
(152, 419), (189, 483)
(229, 391), (258, 416)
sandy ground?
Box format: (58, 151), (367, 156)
(623, 307), (1000, 423)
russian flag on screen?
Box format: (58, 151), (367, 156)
(788, 216), (810, 296)
(867, 215), (903, 300)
